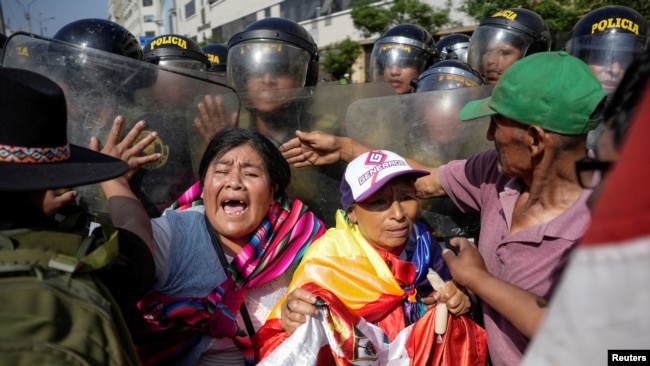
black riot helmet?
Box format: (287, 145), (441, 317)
(53, 18), (144, 61)
(202, 43), (228, 73)
(412, 60), (485, 92)
(144, 34), (209, 71)
(436, 33), (471, 63)
(227, 17), (320, 92)
(50, 19), (155, 93)
(467, 8), (551, 82)
(565, 6), (649, 94)
(369, 24), (437, 83)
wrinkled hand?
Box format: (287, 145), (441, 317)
(279, 130), (342, 167)
(88, 115), (161, 181)
(420, 281), (472, 316)
(281, 288), (319, 334)
(437, 281), (472, 315)
(42, 189), (77, 216)
(194, 94), (238, 143)
(442, 237), (488, 292)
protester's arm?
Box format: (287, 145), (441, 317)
(88, 115), (160, 252)
(443, 237), (547, 339)
(279, 130), (370, 167)
(280, 130), (447, 198)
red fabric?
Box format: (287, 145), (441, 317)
(406, 307), (488, 366)
(582, 81), (650, 246)
(359, 248), (416, 341)
(255, 283), (487, 365)
(254, 317), (289, 363)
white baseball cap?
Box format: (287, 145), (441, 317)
(340, 150), (430, 209)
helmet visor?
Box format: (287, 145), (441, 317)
(566, 33), (646, 70)
(467, 27), (532, 75)
(416, 66), (484, 92)
(227, 41), (311, 93)
(370, 42), (432, 82)
(158, 58), (207, 72)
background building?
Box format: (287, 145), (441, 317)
(109, 0), (477, 82)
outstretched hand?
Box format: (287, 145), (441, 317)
(88, 115), (160, 181)
(279, 130), (343, 167)
(194, 94), (238, 143)
(442, 237), (488, 291)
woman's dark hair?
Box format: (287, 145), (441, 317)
(198, 128), (291, 199)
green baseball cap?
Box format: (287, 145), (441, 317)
(459, 51), (606, 135)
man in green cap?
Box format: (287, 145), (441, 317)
(275, 51), (606, 366)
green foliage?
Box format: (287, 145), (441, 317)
(321, 37), (362, 79)
(351, 0), (395, 37)
(199, 34), (227, 47)
(460, 0), (649, 39)
(351, 0), (456, 38)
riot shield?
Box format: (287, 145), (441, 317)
(2, 32), (239, 218)
(345, 86), (494, 240)
(208, 81), (395, 227)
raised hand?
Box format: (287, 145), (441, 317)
(194, 94), (238, 143)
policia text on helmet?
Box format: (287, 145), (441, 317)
(565, 5), (649, 95)
(466, 8), (551, 85)
(144, 34), (210, 72)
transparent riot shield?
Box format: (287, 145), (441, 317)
(2, 32), (239, 218)
(346, 85), (494, 240)
(205, 81), (395, 227)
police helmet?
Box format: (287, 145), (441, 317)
(202, 43), (228, 73)
(565, 6), (648, 79)
(227, 17), (320, 92)
(53, 18), (144, 61)
(412, 60), (486, 92)
(50, 19), (155, 92)
(467, 8), (551, 76)
(369, 24), (438, 83)
(436, 33), (471, 62)
(144, 34), (209, 71)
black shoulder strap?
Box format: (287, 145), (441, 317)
(203, 215), (256, 338)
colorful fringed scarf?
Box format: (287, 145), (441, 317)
(168, 180), (203, 210)
(135, 195), (325, 366)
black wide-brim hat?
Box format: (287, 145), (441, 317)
(0, 67), (128, 192)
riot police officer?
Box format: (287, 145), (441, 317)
(227, 17), (321, 143)
(50, 19), (159, 216)
(467, 8), (551, 85)
(369, 23), (438, 94)
(565, 5), (649, 96)
(411, 59), (485, 92)
(408, 59), (490, 163)
(228, 17), (346, 227)
(436, 33), (471, 63)
(51, 18), (152, 136)
(54, 18), (144, 61)
(202, 43), (228, 74)
(144, 33), (209, 72)
(409, 59), (489, 258)
(135, 34), (228, 217)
